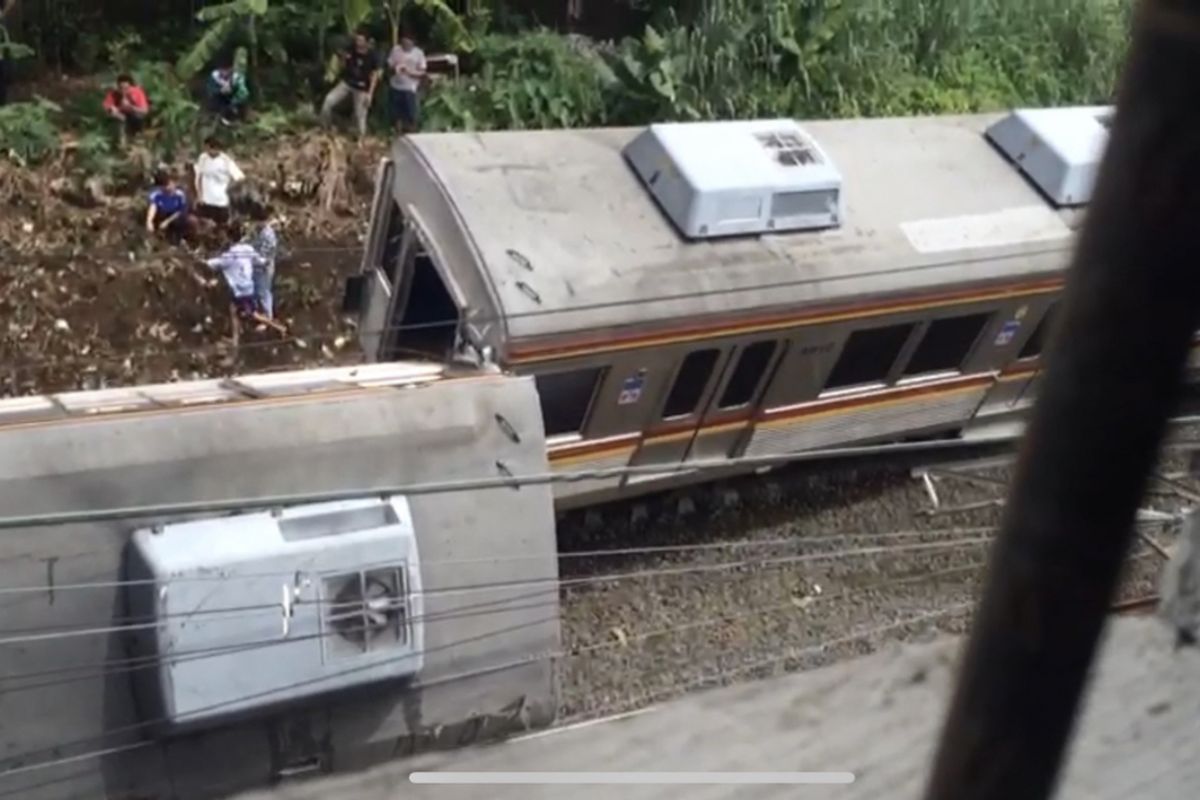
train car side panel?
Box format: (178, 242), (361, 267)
(974, 299), (1058, 419)
(744, 374), (993, 456)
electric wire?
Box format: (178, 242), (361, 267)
(0, 438), (1026, 534)
(0, 536), (997, 647)
(0, 598), (982, 786)
(0, 525), (1006, 640)
(0, 545), (1164, 787)
(0, 524), (1003, 600)
(0, 595), (565, 694)
(0, 554), (992, 695)
(5, 425), (1192, 539)
(1, 243), (1069, 376)
(557, 602), (976, 727)
(0, 614), (562, 781)
(7, 542), (1163, 752)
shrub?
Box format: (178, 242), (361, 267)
(423, 30), (612, 131)
(0, 99), (61, 167)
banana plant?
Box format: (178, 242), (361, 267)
(383, 0), (472, 51)
(324, 0), (371, 82)
(0, 22), (34, 60)
(176, 0), (272, 80)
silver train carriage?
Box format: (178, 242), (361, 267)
(348, 104), (1182, 511)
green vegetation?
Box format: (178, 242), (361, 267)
(0, 0), (1132, 166)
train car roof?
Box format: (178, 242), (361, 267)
(403, 113), (1081, 349)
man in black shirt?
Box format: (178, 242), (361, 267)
(319, 30), (381, 138)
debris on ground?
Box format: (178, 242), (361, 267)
(0, 134), (387, 395)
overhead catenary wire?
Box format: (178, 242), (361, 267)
(5, 422), (1197, 541)
(0, 537), (1165, 790)
(1, 243), (1071, 378)
(0, 433), (1182, 586)
(0, 539), (1164, 708)
(0, 517), (1172, 642)
(0, 597), (980, 785)
(0, 599), (967, 800)
(559, 601), (979, 729)
(0, 523), (1005, 600)
(0, 613), (563, 782)
(0, 556), (995, 699)
(0, 535), (998, 645)
(0, 436), (1024, 533)
(0, 240), (1067, 308)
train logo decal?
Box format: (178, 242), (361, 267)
(995, 319), (1022, 346)
(618, 371), (647, 405)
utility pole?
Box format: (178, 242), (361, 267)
(922, 1), (1200, 798)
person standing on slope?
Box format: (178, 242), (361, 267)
(386, 32), (426, 134)
(320, 30), (381, 139)
(193, 136), (244, 227)
(249, 204), (280, 321)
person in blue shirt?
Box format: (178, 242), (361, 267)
(144, 171), (196, 242)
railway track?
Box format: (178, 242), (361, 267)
(550, 424), (1198, 723)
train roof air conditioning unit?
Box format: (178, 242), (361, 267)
(623, 118), (844, 240)
(125, 496), (423, 733)
(985, 105), (1112, 207)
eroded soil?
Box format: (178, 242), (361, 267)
(0, 133), (386, 394)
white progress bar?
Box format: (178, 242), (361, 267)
(409, 772), (855, 784)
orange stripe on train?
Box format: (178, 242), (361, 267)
(511, 279), (1063, 365)
(547, 374), (995, 463)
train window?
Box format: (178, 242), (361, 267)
(824, 323), (915, 390)
(535, 367), (604, 438)
(662, 349), (720, 418)
(379, 201), (406, 286)
(718, 341), (778, 409)
(903, 313), (991, 376)
(1019, 305), (1058, 360)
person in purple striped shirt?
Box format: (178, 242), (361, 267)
(202, 224), (285, 342)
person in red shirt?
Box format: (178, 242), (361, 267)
(103, 74), (150, 146)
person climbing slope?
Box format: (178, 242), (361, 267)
(201, 223), (285, 344)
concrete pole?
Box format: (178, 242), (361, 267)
(922, 1), (1200, 798)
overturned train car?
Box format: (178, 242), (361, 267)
(349, 105), (1155, 511)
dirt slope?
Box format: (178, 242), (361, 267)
(0, 134), (386, 395)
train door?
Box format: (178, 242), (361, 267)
(380, 211), (466, 362)
(624, 347), (736, 479)
(686, 338), (789, 462)
(348, 159), (398, 360)
(979, 303), (1055, 417)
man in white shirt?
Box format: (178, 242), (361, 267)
(194, 135), (245, 225)
(386, 33), (426, 134)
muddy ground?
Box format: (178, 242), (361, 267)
(0, 134), (386, 395)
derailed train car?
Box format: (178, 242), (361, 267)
(347, 105), (1128, 511)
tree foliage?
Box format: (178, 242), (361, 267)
(176, 0), (277, 79)
(0, 21), (33, 60)
(0, 0), (1134, 168)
